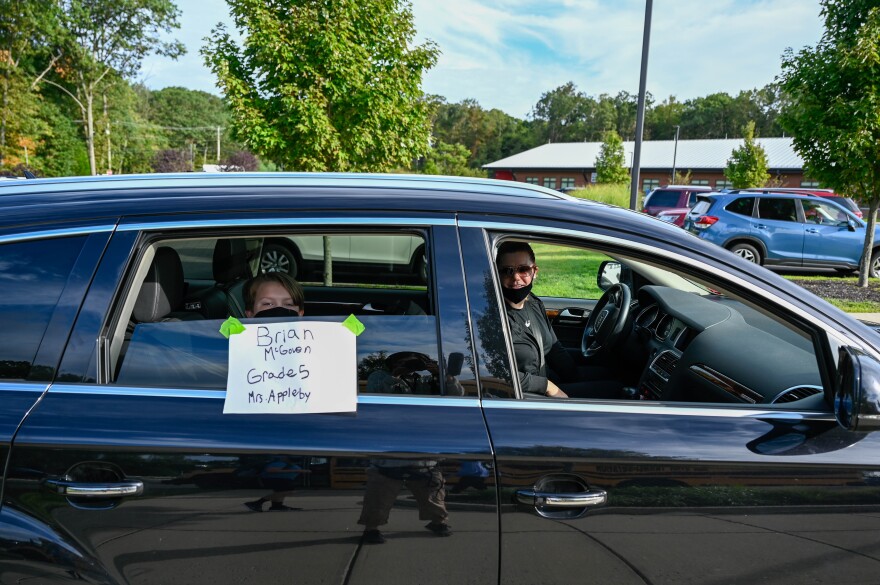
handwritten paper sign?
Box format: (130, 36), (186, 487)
(223, 321), (357, 414)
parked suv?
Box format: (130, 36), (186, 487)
(642, 184), (712, 225)
(4, 173), (880, 584)
(685, 191), (878, 275)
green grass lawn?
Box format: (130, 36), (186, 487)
(530, 243), (611, 299)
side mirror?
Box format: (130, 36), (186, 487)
(597, 261), (622, 291)
(835, 346), (880, 431)
(847, 219), (858, 232)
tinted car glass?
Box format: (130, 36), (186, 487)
(725, 197), (754, 216)
(0, 236), (86, 380)
(110, 233), (461, 396)
(645, 190), (680, 207)
(758, 198), (797, 221)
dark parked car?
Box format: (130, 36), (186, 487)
(3, 173), (880, 584)
(685, 191), (877, 275)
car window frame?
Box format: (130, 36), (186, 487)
(464, 219), (846, 411)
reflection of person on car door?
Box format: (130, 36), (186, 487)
(358, 458), (451, 544)
(244, 455), (307, 512)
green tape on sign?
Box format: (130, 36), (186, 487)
(220, 316), (246, 339)
(342, 314), (365, 336)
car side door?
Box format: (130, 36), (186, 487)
(6, 214), (498, 585)
(754, 197), (805, 264)
(458, 220), (880, 585)
(800, 199), (865, 267)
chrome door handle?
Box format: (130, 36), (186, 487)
(515, 488), (607, 508)
(43, 478), (144, 498)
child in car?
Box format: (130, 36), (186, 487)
(244, 272), (305, 318)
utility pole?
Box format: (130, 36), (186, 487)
(104, 93), (112, 174)
(671, 124), (680, 183)
(629, 0), (653, 210)
(216, 126), (221, 163)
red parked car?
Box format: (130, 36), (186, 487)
(644, 185), (713, 227)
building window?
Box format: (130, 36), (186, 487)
(691, 179), (710, 186)
(524, 177), (539, 185)
(560, 177), (575, 190)
(716, 180), (733, 190)
(543, 177), (557, 189)
(801, 181), (820, 188)
(642, 179), (660, 192)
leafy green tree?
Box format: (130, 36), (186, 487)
(420, 140), (485, 177)
(530, 82), (592, 143)
(148, 87), (236, 165)
(779, 0), (880, 285)
(36, 0), (184, 175)
(646, 96), (684, 141)
(724, 121), (769, 188)
(203, 0), (438, 172)
(595, 130), (629, 184)
(431, 98), (538, 169)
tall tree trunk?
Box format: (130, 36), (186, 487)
(1, 68), (8, 167)
(858, 197), (878, 288)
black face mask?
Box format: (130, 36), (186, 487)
(253, 306), (301, 318)
(502, 282), (532, 304)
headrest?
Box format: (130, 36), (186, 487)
(133, 247), (185, 322)
(213, 239), (253, 283)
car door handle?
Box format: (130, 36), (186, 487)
(43, 478), (144, 498)
(806, 228), (820, 233)
(755, 223), (768, 229)
(515, 488), (607, 508)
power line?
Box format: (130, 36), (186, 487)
(112, 121), (226, 131)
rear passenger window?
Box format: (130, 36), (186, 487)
(0, 236), (86, 380)
(725, 197), (755, 216)
(646, 190), (680, 207)
(106, 232), (468, 396)
(758, 198), (797, 222)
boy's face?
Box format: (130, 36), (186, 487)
(246, 281), (302, 317)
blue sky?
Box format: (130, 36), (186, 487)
(139, 0), (824, 119)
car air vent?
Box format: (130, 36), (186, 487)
(650, 350), (679, 381)
(772, 385), (823, 404)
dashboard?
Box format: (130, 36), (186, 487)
(629, 285), (825, 407)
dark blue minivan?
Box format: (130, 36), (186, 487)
(3, 174), (880, 584)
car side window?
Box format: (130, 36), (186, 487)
(490, 235), (825, 410)
(725, 197), (755, 217)
(106, 231), (466, 396)
(645, 190), (679, 207)
(0, 236), (87, 381)
(802, 200), (850, 225)
(758, 198), (797, 222)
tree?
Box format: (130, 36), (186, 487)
(203, 0), (438, 172)
(148, 87), (237, 165)
(779, 0), (880, 286)
(152, 148), (190, 173)
(420, 140), (484, 177)
(37, 0), (184, 175)
(220, 150), (259, 172)
(595, 130), (629, 184)
(530, 82), (592, 143)
(724, 121), (769, 188)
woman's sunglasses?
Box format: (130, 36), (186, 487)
(498, 264), (536, 278)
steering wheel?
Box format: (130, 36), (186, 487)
(581, 283), (632, 358)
